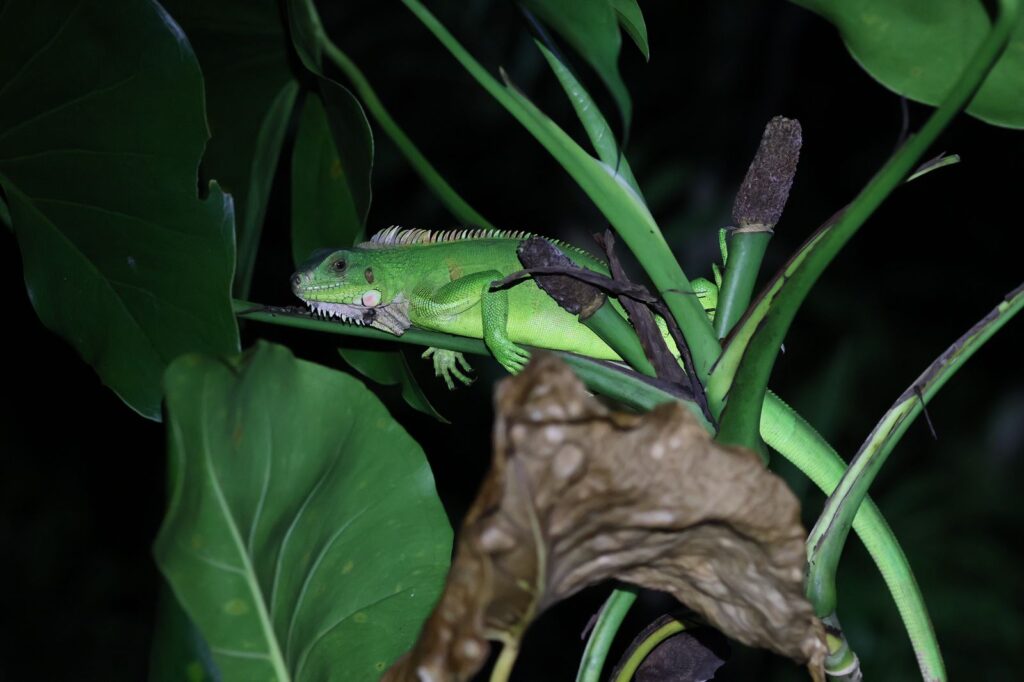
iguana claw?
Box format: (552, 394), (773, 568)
(488, 338), (530, 375)
(422, 347), (474, 390)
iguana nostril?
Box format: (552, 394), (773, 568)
(291, 273), (302, 290)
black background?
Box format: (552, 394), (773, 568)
(2, 1), (1022, 680)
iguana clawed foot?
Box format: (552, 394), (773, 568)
(422, 348), (475, 390)
(486, 336), (531, 375)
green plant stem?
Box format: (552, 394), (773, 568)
(311, 25), (494, 229)
(806, 283), (1024, 615)
(822, 614), (860, 680)
(612, 618), (686, 682)
(713, 231), (771, 339)
(490, 641), (519, 682)
(232, 300), (705, 426)
(711, 0), (1020, 452)
(582, 300), (657, 377)
(576, 588), (638, 682)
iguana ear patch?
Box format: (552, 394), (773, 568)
(362, 290), (382, 307)
(364, 267), (374, 283)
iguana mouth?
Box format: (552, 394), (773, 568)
(298, 295), (412, 336)
(303, 300), (372, 325)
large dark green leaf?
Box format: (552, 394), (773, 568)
(792, 0), (1024, 128)
(521, 0), (634, 127)
(161, 0), (300, 295)
(290, 94), (365, 264)
(0, 0), (239, 420)
(155, 342), (452, 681)
(284, 0), (372, 228)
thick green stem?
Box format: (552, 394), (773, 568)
(582, 300), (657, 377)
(713, 231), (771, 339)
(712, 0), (1020, 452)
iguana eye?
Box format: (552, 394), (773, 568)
(332, 259), (347, 273)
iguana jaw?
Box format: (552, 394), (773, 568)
(296, 294), (412, 336)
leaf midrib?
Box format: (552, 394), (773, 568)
(200, 379), (291, 681)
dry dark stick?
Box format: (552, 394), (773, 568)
(495, 236), (714, 424)
(593, 231), (689, 386)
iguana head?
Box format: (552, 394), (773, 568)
(291, 249), (411, 335)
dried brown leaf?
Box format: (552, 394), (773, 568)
(385, 355), (825, 681)
(516, 236), (606, 318)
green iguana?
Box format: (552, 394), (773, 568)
(291, 225), (943, 680)
(292, 225), (697, 386)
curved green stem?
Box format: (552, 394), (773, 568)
(807, 283), (1024, 616)
(490, 641), (519, 682)
(760, 392), (941, 680)
(613, 618), (686, 682)
(312, 25), (494, 228)
(576, 588), (638, 682)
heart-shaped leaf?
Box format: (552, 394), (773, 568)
(792, 0), (1024, 128)
(155, 342), (452, 681)
(162, 0), (300, 296)
(0, 0), (239, 420)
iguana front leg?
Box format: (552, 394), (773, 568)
(412, 270), (531, 376)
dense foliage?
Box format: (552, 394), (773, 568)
(2, 1), (1022, 680)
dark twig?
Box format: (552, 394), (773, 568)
(595, 231), (688, 385)
(493, 236), (714, 424)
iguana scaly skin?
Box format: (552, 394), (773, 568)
(292, 226), (942, 679)
(291, 226), (675, 386)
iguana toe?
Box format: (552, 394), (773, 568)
(422, 347), (474, 390)
(490, 339), (530, 375)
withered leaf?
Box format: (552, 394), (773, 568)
(385, 354), (825, 681)
(515, 236), (606, 318)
